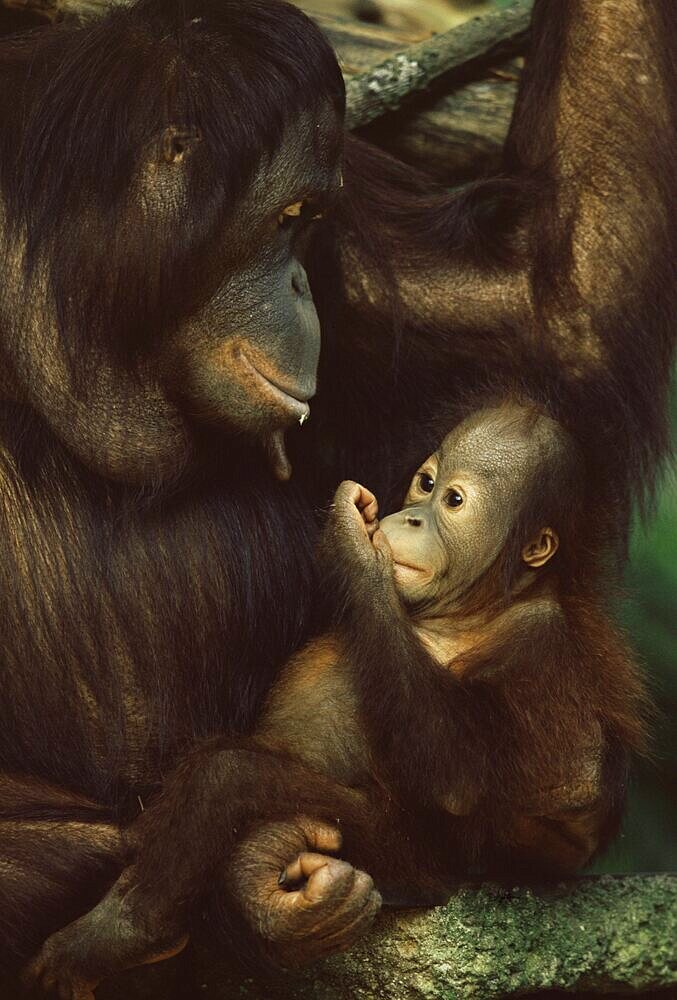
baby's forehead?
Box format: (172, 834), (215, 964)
(435, 406), (542, 477)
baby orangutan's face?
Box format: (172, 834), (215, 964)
(379, 404), (559, 610)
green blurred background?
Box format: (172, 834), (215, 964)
(589, 390), (676, 873)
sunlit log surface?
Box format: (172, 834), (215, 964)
(340, 2), (529, 129)
(88, 874), (675, 999)
(1, 874), (671, 999)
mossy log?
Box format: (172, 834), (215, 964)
(64, 875), (674, 1000)
(186, 875), (677, 1000)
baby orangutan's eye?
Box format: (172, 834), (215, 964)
(445, 490), (464, 509)
(418, 473), (434, 493)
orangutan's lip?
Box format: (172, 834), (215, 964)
(241, 353), (312, 421)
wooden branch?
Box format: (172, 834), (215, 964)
(344, 0), (531, 129)
(3, 874), (672, 998)
(313, 11), (523, 182)
(188, 875), (677, 1000)
(1, 0), (54, 16)
(0, 0), (113, 21)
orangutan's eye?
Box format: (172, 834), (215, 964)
(446, 490), (464, 509)
(278, 200), (324, 229)
(418, 473), (434, 494)
(278, 201), (303, 228)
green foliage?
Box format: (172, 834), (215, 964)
(591, 393), (677, 873)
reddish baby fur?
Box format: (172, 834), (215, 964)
(25, 400), (651, 995)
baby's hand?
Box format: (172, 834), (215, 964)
(328, 481), (394, 585)
(331, 481), (379, 544)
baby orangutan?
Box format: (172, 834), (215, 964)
(26, 400), (648, 997)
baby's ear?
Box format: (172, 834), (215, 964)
(522, 528), (559, 568)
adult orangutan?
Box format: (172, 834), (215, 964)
(0, 0), (674, 988)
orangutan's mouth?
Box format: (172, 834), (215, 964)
(242, 353), (312, 423)
(225, 346), (315, 483)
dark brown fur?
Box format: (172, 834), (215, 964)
(0, 0), (674, 989)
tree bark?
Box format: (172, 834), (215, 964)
(4, 875), (670, 998)
(343, 0), (530, 129)
(0, 0), (105, 18)
(317, 8), (524, 181)
(186, 875), (677, 1000)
